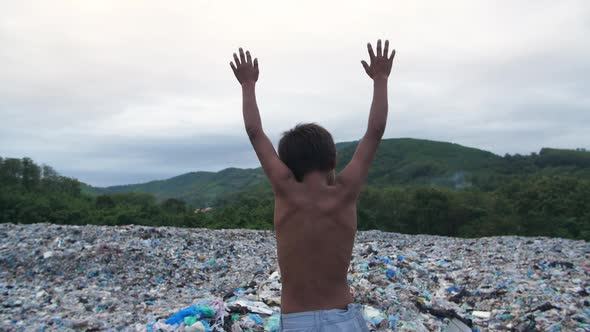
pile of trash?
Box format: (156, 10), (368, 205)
(0, 223), (589, 331)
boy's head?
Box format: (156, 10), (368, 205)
(278, 123), (336, 182)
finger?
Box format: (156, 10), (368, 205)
(361, 60), (371, 75)
(254, 58), (258, 70)
(230, 61), (237, 75)
(367, 43), (375, 61)
(239, 48), (246, 64)
(246, 50), (252, 65)
(383, 40), (389, 59)
(233, 53), (240, 66)
(389, 49), (396, 62)
(377, 39), (382, 57)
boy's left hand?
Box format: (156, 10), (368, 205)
(230, 48), (259, 85)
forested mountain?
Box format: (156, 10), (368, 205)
(336, 138), (504, 187)
(85, 138), (590, 207)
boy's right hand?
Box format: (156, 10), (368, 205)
(230, 47), (259, 85)
(361, 39), (395, 80)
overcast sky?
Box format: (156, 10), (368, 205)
(1, 1), (589, 186)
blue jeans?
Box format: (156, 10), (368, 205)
(280, 303), (370, 331)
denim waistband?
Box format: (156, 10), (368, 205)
(280, 303), (363, 329)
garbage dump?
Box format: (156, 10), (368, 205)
(0, 223), (589, 331)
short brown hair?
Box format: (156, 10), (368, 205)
(278, 123), (336, 182)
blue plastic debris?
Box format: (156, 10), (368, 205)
(164, 305), (216, 326)
(165, 306), (202, 325)
(446, 285), (460, 293)
(200, 320), (211, 331)
(388, 314), (397, 328)
(247, 313), (264, 324)
(380, 257), (392, 264)
(386, 269), (396, 279)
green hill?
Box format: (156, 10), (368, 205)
(86, 167), (266, 207)
(336, 138), (505, 188)
(85, 138), (590, 207)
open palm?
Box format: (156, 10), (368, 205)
(361, 39), (395, 80)
(230, 48), (259, 85)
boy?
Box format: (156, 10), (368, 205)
(230, 39), (395, 331)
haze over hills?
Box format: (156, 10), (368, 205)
(84, 138), (590, 207)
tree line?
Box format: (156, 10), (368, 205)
(1, 156), (589, 240)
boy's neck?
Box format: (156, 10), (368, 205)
(302, 170), (336, 187)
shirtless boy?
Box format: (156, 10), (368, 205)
(230, 39), (395, 331)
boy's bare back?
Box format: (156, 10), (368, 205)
(231, 40), (395, 314)
(274, 177), (357, 313)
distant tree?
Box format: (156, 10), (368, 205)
(40, 165), (60, 192)
(96, 195), (116, 209)
(42, 165), (59, 180)
(0, 158), (23, 186)
(161, 198), (187, 214)
(59, 177), (82, 196)
(111, 193), (156, 207)
(21, 157), (41, 190)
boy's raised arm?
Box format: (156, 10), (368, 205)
(337, 40), (395, 196)
(230, 48), (293, 191)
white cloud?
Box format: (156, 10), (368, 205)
(1, 0), (589, 185)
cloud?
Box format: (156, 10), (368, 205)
(59, 135), (259, 186)
(1, 0), (589, 186)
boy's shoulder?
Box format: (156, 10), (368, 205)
(276, 181), (357, 206)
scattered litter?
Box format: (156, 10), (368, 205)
(472, 311), (491, 319)
(231, 300), (273, 315)
(363, 305), (388, 327)
(0, 223), (589, 331)
(263, 313), (280, 332)
(446, 318), (471, 332)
